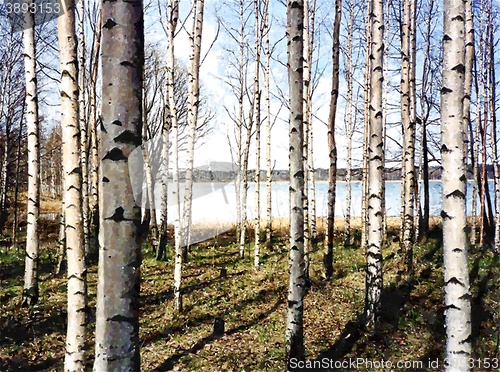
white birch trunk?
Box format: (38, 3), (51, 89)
(441, 0), (472, 367)
(58, 1), (87, 368)
(365, 0), (384, 328)
(181, 0), (204, 263)
(22, 0), (40, 307)
(285, 0), (305, 366)
(93, 0), (144, 368)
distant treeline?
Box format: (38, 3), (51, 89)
(189, 165), (495, 183)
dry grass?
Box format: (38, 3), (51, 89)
(0, 219), (499, 371)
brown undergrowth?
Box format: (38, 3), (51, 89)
(0, 217), (499, 371)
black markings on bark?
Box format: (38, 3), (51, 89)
(441, 210), (452, 220)
(114, 130), (141, 146)
(441, 144), (452, 153)
(103, 148), (127, 161)
(103, 19), (117, 29)
(105, 207), (130, 222)
(446, 190), (465, 199)
(451, 64), (466, 74)
(445, 277), (464, 286)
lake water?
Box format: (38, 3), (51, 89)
(154, 180), (495, 225)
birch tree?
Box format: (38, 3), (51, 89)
(324, 0), (342, 279)
(181, 0), (205, 263)
(94, 0), (144, 369)
(253, 0), (262, 267)
(58, 1), (87, 368)
(263, 0), (272, 250)
(365, 0), (384, 328)
(285, 0), (305, 366)
(401, 0), (416, 271)
(441, 0), (472, 367)
(21, 0), (41, 307)
(343, 0), (355, 246)
(88, 7), (102, 259)
(77, 0), (89, 257)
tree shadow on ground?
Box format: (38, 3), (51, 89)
(152, 296), (284, 371)
(313, 240), (443, 370)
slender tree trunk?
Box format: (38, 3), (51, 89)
(401, 0), (416, 272)
(441, 0), (472, 367)
(361, 0), (372, 251)
(302, 0), (311, 281)
(253, 0), (262, 267)
(58, 2), (87, 368)
(324, 0), (342, 279)
(88, 10), (102, 261)
(380, 0), (390, 246)
(240, 125), (252, 259)
(163, 0), (182, 311)
(142, 128), (159, 253)
(93, 0), (144, 369)
(463, 0), (474, 245)
(417, 0), (434, 241)
(77, 0), (89, 259)
(12, 106), (25, 251)
(263, 0), (272, 250)
(307, 0), (317, 244)
(365, 0), (384, 328)
(56, 205), (66, 276)
(181, 0), (205, 263)
(21, 1), (40, 307)
(235, 0), (245, 257)
(157, 109), (170, 261)
(285, 0), (305, 366)
(489, 14), (499, 253)
(344, 0), (354, 246)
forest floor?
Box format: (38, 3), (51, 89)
(0, 209), (499, 371)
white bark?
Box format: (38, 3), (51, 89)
(22, 0), (40, 307)
(441, 0), (472, 367)
(365, 0), (384, 328)
(58, 1), (87, 368)
(285, 0), (305, 366)
(93, 0), (144, 369)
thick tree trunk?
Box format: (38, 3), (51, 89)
(441, 0), (472, 367)
(58, 2), (87, 368)
(21, 1), (40, 307)
(285, 0), (305, 367)
(365, 0), (384, 329)
(93, 0), (144, 369)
